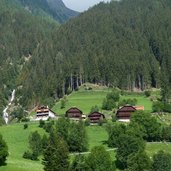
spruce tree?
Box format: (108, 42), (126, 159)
(0, 134), (8, 166)
(43, 130), (69, 171)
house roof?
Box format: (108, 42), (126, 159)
(88, 111), (105, 118)
(66, 107), (83, 114)
(36, 106), (57, 116)
(117, 105), (136, 112)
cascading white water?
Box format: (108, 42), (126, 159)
(3, 90), (16, 124)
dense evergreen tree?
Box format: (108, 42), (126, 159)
(68, 121), (88, 152)
(70, 155), (88, 171)
(152, 151), (171, 171)
(107, 123), (126, 147)
(28, 131), (42, 159)
(86, 146), (115, 171)
(115, 134), (145, 170)
(0, 134), (8, 166)
(127, 151), (151, 171)
(130, 111), (161, 141)
(43, 131), (69, 171)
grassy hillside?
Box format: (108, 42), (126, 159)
(0, 123), (171, 171)
(52, 86), (153, 115)
(0, 123), (44, 171)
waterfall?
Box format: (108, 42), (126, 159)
(3, 90), (16, 124)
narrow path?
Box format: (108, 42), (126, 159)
(70, 148), (116, 156)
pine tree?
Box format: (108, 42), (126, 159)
(43, 130), (69, 171)
(0, 134), (8, 166)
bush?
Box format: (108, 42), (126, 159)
(23, 151), (39, 160)
(144, 90), (151, 97)
(39, 120), (45, 128)
(102, 89), (120, 110)
(98, 118), (106, 126)
(0, 134), (8, 166)
(163, 103), (171, 113)
(85, 87), (92, 90)
(90, 105), (99, 113)
(85, 118), (90, 126)
(112, 115), (117, 122)
(152, 101), (164, 113)
(23, 151), (32, 159)
(118, 98), (137, 107)
(21, 117), (30, 122)
(60, 96), (67, 109)
(24, 124), (28, 129)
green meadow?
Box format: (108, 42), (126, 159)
(0, 122), (44, 171)
(52, 87), (153, 115)
(1, 123), (171, 171)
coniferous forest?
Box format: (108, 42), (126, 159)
(0, 0), (171, 111)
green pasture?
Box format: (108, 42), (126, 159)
(146, 142), (171, 157)
(1, 123), (171, 171)
(121, 95), (152, 111)
(52, 90), (110, 115)
(0, 122), (44, 171)
(52, 88), (153, 115)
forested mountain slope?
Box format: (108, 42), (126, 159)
(50, 0), (171, 91)
(20, 0), (171, 108)
(0, 0), (59, 112)
(1, 0), (171, 112)
(18, 0), (79, 23)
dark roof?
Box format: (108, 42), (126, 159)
(66, 107), (83, 114)
(117, 105), (136, 112)
(88, 111), (105, 118)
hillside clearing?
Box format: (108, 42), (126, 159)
(52, 88), (153, 115)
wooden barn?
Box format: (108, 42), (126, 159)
(116, 105), (136, 122)
(35, 106), (57, 121)
(88, 112), (105, 123)
(65, 107), (83, 120)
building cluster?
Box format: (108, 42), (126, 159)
(35, 104), (144, 123)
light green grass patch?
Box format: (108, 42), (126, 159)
(86, 126), (108, 150)
(52, 90), (110, 115)
(52, 88), (153, 115)
(0, 122), (45, 171)
(121, 95), (153, 111)
(146, 142), (171, 158)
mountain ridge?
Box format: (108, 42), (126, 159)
(18, 0), (79, 23)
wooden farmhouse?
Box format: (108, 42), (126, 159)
(65, 107), (84, 121)
(35, 106), (57, 121)
(88, 112), (105, 123)
(116, 105), (136, 122)
(116, 105), (144, 122)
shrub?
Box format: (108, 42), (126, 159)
(24, 124), (28, 129)
(39, 120), (45, 128)
(144, 90), (151, 97)
(90, 105), (99, 113)
(23, 151), (32, 159)
(21, 117), (30, 122)
(0, 134), (8, 166)
(163, 103), (171, 113)
(85, 118), (90, 126)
